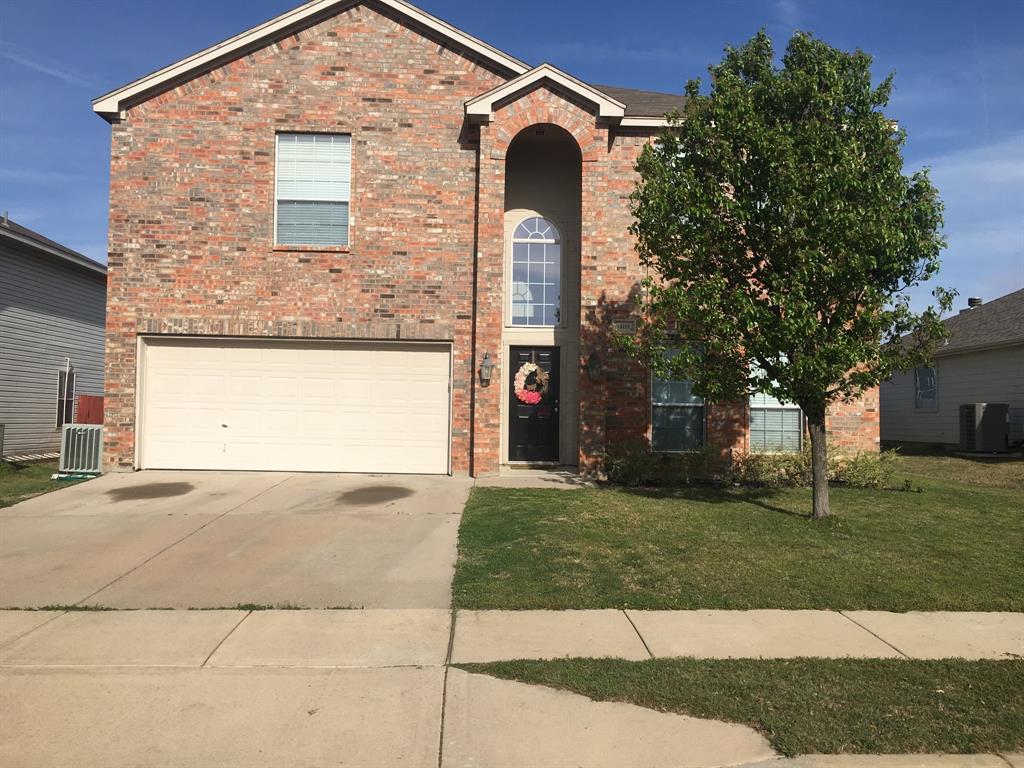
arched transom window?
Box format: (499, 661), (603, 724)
(511, 216), (561, 326)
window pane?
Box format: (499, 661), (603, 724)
(652, 378), (702, 405)
(511, 219), (561, 326)
(277, 200), (349, 246)
(652, 405), (704, 451)
(750, 407), (802, 452)
(915, 366), (936, 408)
(276, 133), (351, 201)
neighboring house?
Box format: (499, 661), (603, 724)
(0, 216), (107, 458)
(92, 0), (877, 475)
(881, 289), (1024, 450)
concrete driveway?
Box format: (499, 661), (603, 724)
(0, 470), (472, 609)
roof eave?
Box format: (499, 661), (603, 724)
(0, 227), (107, 277)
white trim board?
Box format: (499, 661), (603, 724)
(465, 63), (626, 121)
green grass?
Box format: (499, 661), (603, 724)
(460, 658), (1024, 756)
(0, 461), (87, 508)
(893, 452), (1024, 491)
(453, 456), (1024, 610)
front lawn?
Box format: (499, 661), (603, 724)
(893, 452), (1024, 491)
(460, 658), (1024, 755)
(0, 461), (85, 508)
(453, 456), (1023, 610)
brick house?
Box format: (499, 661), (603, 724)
(93, 0), (878, 476)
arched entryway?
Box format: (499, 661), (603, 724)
(501, 124), (582, 465)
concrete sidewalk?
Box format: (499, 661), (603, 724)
(451, 609), (1024, 662)
(4, 608), (1020, 667)
(1, 608), (1020, 768)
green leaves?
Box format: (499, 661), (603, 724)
(628, 30), (951, 415)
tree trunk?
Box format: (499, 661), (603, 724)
(806, 411), (831, 519)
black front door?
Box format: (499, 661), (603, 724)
(508, 346), (560, 462)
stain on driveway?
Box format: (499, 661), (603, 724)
(338, 485), (413, 506)
(107, 483), (194, 502)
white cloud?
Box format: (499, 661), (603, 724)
(775, 0), (802, 30)
(906, 134), (1024, 310)
(0, 168), (89, 184)
(0, 45), (99, 89)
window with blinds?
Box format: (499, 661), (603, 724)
(275, 133), (351, 246)
(749, 390), (803, 452)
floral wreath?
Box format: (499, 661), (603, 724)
(513, 362), (550, 405)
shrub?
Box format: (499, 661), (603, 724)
(730, 448), (898, 489)
(731, 449), (813, 488)
(831, 449), (897, 489)
(602, 444), (719, 487)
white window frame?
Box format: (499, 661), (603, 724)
(274, 132), (352, 247)
(650, 351), (705, 453)
(914, 365), (938, 411)
(509, 215), (563, 328)
(56, 368), (76, 429)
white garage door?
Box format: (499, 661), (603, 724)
(139, 338), (451, 473)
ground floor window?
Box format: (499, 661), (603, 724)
(749, 391), (802, 452)
(651, 352), (704, 451)
(915, 365), (937, 410)
(56, 367), (76, 429)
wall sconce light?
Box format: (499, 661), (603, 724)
(587, 352), (602, 380)
(479, 352), (495, 386)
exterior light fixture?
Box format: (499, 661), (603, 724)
(587, 352), (602, 380)
(479, 352), (495, 385)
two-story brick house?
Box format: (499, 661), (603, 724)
(93, 0), (878, 475)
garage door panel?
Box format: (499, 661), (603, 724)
(141, 340), (450, 473)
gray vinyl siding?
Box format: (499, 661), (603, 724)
(880, 345), (1024, 447)
(0, 244), (106, 455)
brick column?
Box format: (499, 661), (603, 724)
(470, 122), (506, 476)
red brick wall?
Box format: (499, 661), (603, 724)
(103, 4), (507, 471)
(103, 3), (880, 473)
(827, 386), (881, 453)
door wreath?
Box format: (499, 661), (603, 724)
(513, 362), (550, 405)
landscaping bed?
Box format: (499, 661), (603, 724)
(459, 658), (1024, 755)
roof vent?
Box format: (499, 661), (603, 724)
(967, 297), (983, 308)
(1, 211), (8, 228)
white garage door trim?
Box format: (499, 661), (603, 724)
(136, 336), (452, 474)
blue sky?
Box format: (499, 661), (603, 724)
(1, 0), (1021, 314)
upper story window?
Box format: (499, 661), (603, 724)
(275, 133), (351, 247)
(915, 365), (937, 410)
(511, 216), (561, 327)
(651, 349), (705, 452)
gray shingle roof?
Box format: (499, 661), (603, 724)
(935, 288), (1024, 356)
(591, 84), (687, 117)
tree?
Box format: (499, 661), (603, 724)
(625, 30), (952, 519)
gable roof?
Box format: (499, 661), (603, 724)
(465, 64), (626, 121)
(92, 0), (684, 128)
(935, 288), (1024, 357)
(92, 0), (531, 120)
(0, 217), (107, 277)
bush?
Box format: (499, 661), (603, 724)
(731, 449), (813, 487)
(603, 443), (719, 487)
(730, 448), (898, 489)
(830, 449), (897, 489)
